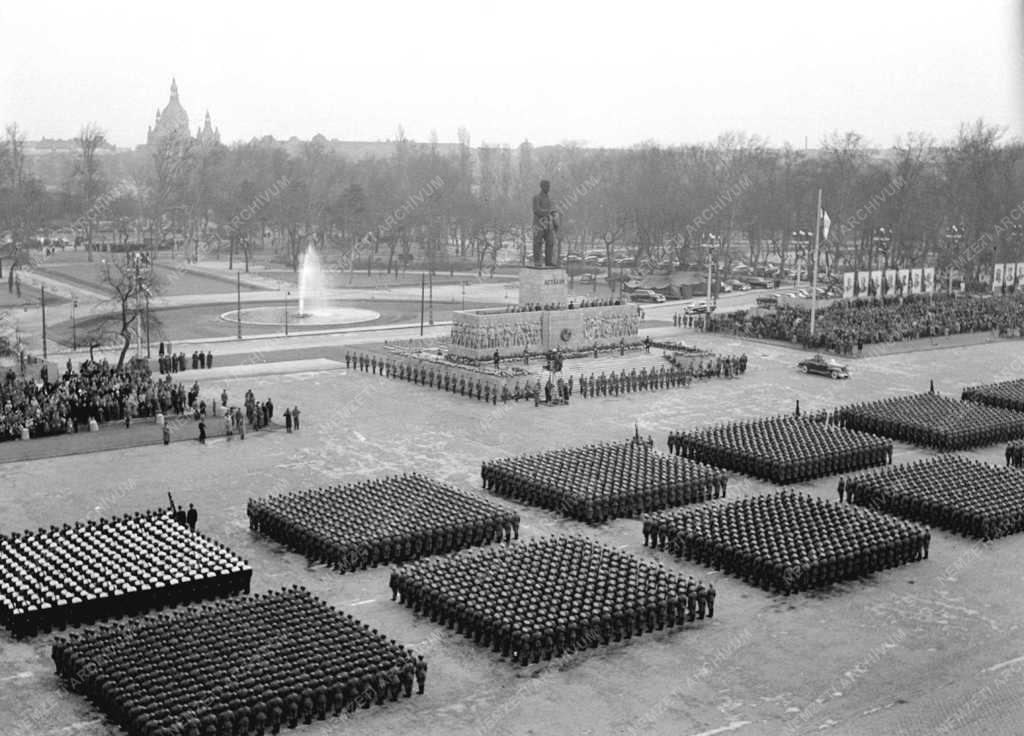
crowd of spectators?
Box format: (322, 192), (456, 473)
(706, 294), (1024, 354)
(0, 358), (191, 442)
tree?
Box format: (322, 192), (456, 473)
(74, 124), (107, 261)
(86, 254), (163, 369)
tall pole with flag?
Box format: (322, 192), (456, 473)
(810, 189), (829, 336)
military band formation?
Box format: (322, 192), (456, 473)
(667, 415), (892, 484)
(839, 455), (1024, 540)
(248, 475), (519, 572)
(52, 587), (426, 736)
(646, 491), (930, 593)
(390, 535), (707, 667)
(833, 392), (1024, 450)
(0, 511), (251, 638)
(481, 442), (727, 522)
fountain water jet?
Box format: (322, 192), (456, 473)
(298, 244), (327, 316)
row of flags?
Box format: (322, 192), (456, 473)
(841, 268), (936, 299)
(992, 263), (1024, 293)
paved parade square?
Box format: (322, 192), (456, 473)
(3, 333), (1024, 736)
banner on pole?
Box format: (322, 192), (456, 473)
(923, 267), (935, 293)
(842, 272), (855, 299)
(898, 268), (911, 296)
(856, 271), (869, 298)
(869, 270), (882, 297)
(884, 269), (897, 298)
(911, 269), (922, 293)
(993, 263), (1004, 292)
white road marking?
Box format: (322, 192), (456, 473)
(984, 655), (1024, 672)
(349, 599), (376, 606)
(688, 721), (751, 736)
(0, 671), (33, 682)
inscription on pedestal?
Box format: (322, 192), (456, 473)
(519, 267), (569, 306)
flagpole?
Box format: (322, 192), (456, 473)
(810, 188), (822, 336)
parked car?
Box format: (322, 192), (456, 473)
(755, 294), (779, 308)
(727, 279), (751, 291)
(683, 299), (710, 314)
(797, 354), (850, 379)
(583, 254), (600, 264)
(578, 273), (597, 283)
(615, 257), (636, 267)
(718, 281), (733, 293)
(630, 288), (666, 303)
(744, 276), (773, 289)
(565, 253), (583, 263)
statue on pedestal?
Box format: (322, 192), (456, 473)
(532, 180), (558, 267)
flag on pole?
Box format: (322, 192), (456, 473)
(820, 209), (831, 240)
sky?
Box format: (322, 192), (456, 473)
(1, 0), (1021, 149)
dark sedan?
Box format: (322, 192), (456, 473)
(797, 354), (850, 379)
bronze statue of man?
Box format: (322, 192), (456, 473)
(532, 180), (558, 267)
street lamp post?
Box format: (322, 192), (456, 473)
(71, 299), (78, 351)
(40, 285), (47, 361)
(871, 227), (891, 301)
(943, 225), (963, 294)
(703, 234), (719, 332)
(284, 291), (290, 336)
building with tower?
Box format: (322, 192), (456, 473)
(146, 78), (219, 148)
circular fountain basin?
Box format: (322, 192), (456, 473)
(220, 305), (380, 327)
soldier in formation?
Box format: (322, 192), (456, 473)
(345, 350), (504, 406)
(390, 535), (708, 667)
(1006, 439), (1024, 468)
(963, 378), (1024, 413)
(482, 442), (726, 523)
(248, 474), (519, 572)
(0, 510), (251, 638)
(53, 587), (424, 735)
(834, 392), (1024, 450)
(668, 415), (891, 484)
(647, 490), (928, 594)
(841, 454), (1024, 541)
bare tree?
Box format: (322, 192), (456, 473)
(85, 254), (163, 369)
(74, 124), (107, 261)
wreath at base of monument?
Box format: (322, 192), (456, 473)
(560, 328), (572, 342)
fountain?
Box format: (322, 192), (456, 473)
(298, 244), (327, 316)
(218, 242), (381, 328)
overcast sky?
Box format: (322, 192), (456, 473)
(1, 0), (1021, 149)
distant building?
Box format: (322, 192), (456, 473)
(146, 78), (219, 148)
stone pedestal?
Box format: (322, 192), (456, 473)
(448, 303), (641, 360)
(519, 267), (568, 307)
